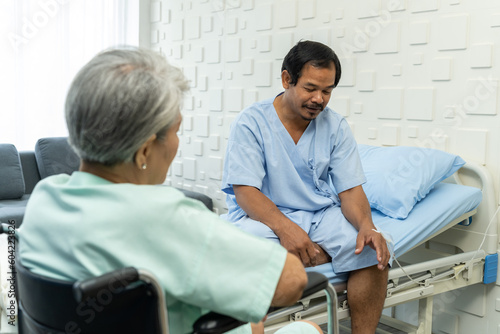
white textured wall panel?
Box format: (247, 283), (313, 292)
(383, 0), (406, 12)
(470, 43), (493, 68)
(409, 21), (429, 45)
(150, 2), (161, 23)
(209, 89), (223, 111)
(331, 97), (350, 117)
(358, 71), (376, 92)
(151, 30), (159, 44)
(357, 0), (381, 19)
(258, 35), (272, 52)
(193, 140), (203, 156)
(183, 115), (193, 131)
(255, 61), (273, 87)
(226, 37), (241, 62)
(184, 65), (197, 88)
(209, 135), (220, 151)
(412, 52), (423, 66)
(172, 160), (183, 177)
(242, 0), (254, 11)
(202, 15), (213, 33)
(491, 13), (500, 27)
(380, 124), (400, 146)
(244, 90), (259, 106)
(277, 0), (297, 28)
(170, 18), (183, 41)
(207, 156), (223, 180)
(186, 16), (201, 40)
(206, 40), (221, 63)
(353, 102), (363, 114)
(255, 4), (273, 31)
(225, 88), (243, 112)
(162, 3), (171, 24)
(407, 126), (418, 138)
(183, 157), (197, 180)
(437, 14), (469, 51)
(338, 58), (356, 87)
(312, 28), (330, 46)
(194, 114), (209, 137)
(226, 17), (238, 35)
(298, 0), (316, 20)
(372, 21), (400, 54)
(409, 0), (439, 13)
(376, 88), (403, 119)
(456, 129), (488, 164)
(431, 57), (452, 81)
(405, 88), (435, 121)
(464, 79), (498, 116)
(391, 64), (402, 76)
(273, 33), (294, 59)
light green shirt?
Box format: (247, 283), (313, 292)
(19, 172), (287, 334)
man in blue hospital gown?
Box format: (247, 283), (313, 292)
(222, 41), (390, 334)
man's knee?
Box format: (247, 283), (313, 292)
(349, 265), (389, 287)
(233, 217), (280, 243)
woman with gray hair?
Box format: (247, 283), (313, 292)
(18, 47), (322, 334)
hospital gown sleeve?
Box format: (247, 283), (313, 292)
(329, 118), (366, 193)
(160, 198), (288, 324)
(222, 117), (266, 194)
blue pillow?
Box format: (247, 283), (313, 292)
(358, 144), (466, 219)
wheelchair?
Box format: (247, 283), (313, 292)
(3, 224), (338, 333)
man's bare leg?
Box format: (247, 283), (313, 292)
(347, 265), (388, 334)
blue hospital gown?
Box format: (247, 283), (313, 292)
(222, 95), (379, 275)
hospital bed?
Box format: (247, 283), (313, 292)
(264, 146), (498, 334)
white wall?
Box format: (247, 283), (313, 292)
(149, 0), (500, 215)
(149, 1), (500, 332)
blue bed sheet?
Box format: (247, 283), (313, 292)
(307, 182), (482, 284)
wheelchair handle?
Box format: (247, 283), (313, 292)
(73, 267), (140, 303)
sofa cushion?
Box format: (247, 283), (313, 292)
(0, 194), (30, 227)
(19, 151), (41, 194)
(35, 137), (80, 179)
(0, 144), (25, 200)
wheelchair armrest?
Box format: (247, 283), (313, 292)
(192, 312), (247, 334)
(73, 267), (140, 302)
(192, 271), (329, 333)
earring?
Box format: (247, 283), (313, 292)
(141, 163), (147, 170)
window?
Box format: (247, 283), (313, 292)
(1, 0), (139, 150)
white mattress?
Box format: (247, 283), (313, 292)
(307, 182), (483, 284)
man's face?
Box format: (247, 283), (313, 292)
(282, 62), (336, 121)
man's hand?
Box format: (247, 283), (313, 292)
(234, 184), (324, 267)
(339, 185), (390, 270)
(276, 222), (319, 267)
(354, 227), (390, 270)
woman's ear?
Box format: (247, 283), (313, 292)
(134, 134), (157, 170)
(281, 70), (291, 89)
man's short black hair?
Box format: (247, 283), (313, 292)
(281, 40), (342, 87)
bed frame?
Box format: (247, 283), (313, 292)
(264, 162), (498, 334)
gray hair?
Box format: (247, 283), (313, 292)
(65, 47), (189, 166)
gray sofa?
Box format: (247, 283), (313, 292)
(0, 137), (212, 227)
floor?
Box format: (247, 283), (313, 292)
(320, 319), (408, 334)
